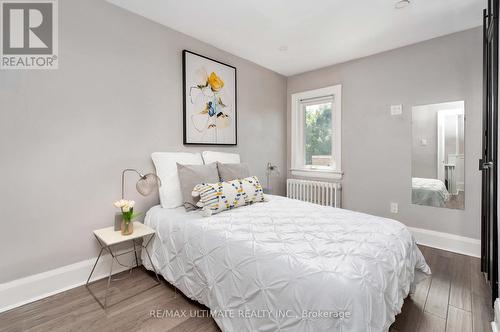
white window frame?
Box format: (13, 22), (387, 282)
(291, 85), (342, 180)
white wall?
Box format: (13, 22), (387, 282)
(287, 28), (482, 239)
(0, 1), (483, 286)
(0, 0), (287, 283)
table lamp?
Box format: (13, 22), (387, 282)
(114, 169), (162, 230)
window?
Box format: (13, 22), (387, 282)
(291, 85), (342, 179)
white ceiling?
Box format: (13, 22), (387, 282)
(107, 0), (485, 76)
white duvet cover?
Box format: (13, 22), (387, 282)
(142, 195), (430, 332)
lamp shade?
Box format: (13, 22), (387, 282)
(122, 169), (161, 199)
(136, 173), (161, 196)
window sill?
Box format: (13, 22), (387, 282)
(290, 169), (343, 180)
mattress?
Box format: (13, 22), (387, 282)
(142, 195), (430, 332)
(412, 177), (449, 207)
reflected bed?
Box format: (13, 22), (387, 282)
(412, 177), (449, 208)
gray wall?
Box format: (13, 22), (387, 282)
(412, 108), (438, 179)
(0, 1), (482, 283)
(0, 0), (287, 282)
(287, 28), (482, 239)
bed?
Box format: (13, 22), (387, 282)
(141, 194), (430, 332)
(412, 177), (450, 208)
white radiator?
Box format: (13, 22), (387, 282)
(286, 179), (341, 208)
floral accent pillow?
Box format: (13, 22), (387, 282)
(192, 176), (265, 216)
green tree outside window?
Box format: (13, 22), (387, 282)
(304, 103), (333, 166)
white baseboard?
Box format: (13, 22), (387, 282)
(0, 249), (139, 314)
(0, 226), (481, 314)
(409, 226), (481, 258)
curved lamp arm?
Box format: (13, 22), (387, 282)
(121, 168), (161, 199)
(121, 169), (143, 199)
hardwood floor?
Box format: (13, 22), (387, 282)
(391, 246), (493, 332)
(0, 246), (493, 332)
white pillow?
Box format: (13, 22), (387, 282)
(202, 151), (240, 164)
(151, 152), (203, 208)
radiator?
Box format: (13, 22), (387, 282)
(286, 179), (341, 208)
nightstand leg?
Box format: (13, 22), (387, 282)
(86, 247), (104, 286)
(142, 234), (160, 283)
(104, 248), (114, 309)
(132, 240), (139, 268)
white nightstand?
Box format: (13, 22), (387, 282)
(86, 221), (160, 309)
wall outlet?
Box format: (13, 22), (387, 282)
(390, 104), (403, 115)
(390, 202), (398, 213)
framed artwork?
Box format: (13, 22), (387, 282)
(183, 50), (237, 145)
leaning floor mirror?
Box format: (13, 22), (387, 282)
(411, 101), (465, 210)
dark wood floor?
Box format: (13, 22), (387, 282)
(0, 246), (493, 332)
(391, 245), (493, 332)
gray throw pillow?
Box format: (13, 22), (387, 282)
(217, 162), (251, 181)
(177, 162), (219, 211)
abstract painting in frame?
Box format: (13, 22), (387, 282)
(183, 50), (237, 145)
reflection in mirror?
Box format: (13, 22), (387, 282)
(411, 101), (465, 210)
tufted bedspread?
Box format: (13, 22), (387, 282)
(142, 195), (430, 332)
